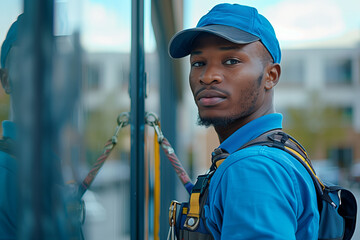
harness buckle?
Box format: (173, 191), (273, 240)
(267, 131), (288, 149)
(184, 216), (200, 230)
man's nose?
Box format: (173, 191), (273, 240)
(200, 64), (222, 85)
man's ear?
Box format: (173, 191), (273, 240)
(264, 63), (281, 90)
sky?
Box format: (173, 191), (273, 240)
(184, 0), (360, 49)
(0, 0), (359, 52)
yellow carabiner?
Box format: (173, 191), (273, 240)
(169, 200), (180, 227)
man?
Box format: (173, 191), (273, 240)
(169, 3), (319, 239)
(0, 14), (22, 240)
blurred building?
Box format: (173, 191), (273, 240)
(277, 47), (360, 163)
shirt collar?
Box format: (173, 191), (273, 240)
(219, 113), (283, 154)
(2, 120), (16, 140)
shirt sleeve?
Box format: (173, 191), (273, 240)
(206, 150), (304, 240)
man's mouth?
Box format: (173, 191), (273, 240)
(198, 96), (226, 106)
(196, 90), (227, 107)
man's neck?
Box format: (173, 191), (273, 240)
(215, 107), (276, 143)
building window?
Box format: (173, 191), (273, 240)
(280, 58), (304, 85)
(324, 58), (352, 85)
(329, 147), (353, 169)
(85, 63), (101, 90)
(337, 106), (353, 126)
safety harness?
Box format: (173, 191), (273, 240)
(0, 137), (14, 157)
(169, 130), (357, 240)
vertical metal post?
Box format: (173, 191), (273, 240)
(16, 0), (71, 239)
(130, 0), (145, 239)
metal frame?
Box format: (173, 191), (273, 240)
(17, 0), (67, 239)
(130, 0), (146, 239)
(14, 0), (178, 239)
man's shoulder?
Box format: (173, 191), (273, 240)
(210, 145), (315, 195)
(221, 145), (298, 173)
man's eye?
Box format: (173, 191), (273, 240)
(191, 62), (204, 67)
(224, 59), (240, 65)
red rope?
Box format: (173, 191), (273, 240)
(78, 139), (115, 197)
(160, 138), (191, 185)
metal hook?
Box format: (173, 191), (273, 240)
(145, 112), (159, 125)
(112, 112), (130, 144)
(117, 112), (130, 126)
(145, 112), (164, 143)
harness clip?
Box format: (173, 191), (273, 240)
(112, 112), (130, 144)
(145, 112), (164, 143)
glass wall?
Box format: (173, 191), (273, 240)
(0, 0), (172, 239)
(0, 0), (185, 237)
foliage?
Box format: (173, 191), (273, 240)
(283, 92), (351, 159)
(0, 88), (10, 134)
(84, 91), (129, 165)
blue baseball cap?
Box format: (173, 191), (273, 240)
(168, 3), (281, 63)
(1, 14), (23, 68)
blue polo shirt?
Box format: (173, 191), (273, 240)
(204, 113), (319, 239)
(0, 121), (16, 240)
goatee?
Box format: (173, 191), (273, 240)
(197, 115), (237, 128)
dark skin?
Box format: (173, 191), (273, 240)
(189, 33), (281, 143)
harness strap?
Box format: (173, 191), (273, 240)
(184, 150), (228, 231)
(175, 129), (348, 239)
(154, 129), (161, 240)
(215, 159), (225, 169)
(239, 130), (325, 193)
(184, 174), (209, 230)
(0, 137), (14, 157)
(187, 193), (200, 217)
(181, 129), (325, 233)
(211, 148), (229, 171)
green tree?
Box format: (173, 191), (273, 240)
(283, 92), (351, 159)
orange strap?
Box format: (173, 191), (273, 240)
(154, 129), (161, 240)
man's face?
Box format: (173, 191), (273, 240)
(189, 33), (269, 127)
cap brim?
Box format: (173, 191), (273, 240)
(168, 25), (260, 58)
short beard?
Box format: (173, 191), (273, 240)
(196, 73), (264, 128)
(197, 115), (237, 128)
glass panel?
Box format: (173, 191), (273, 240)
(0, 1), (23, 239)
(0, 0), (22, 134)
(0, 0), (157, 237)
(73, 0), (132, 239)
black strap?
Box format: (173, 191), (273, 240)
(211, 129), (323, 195)
(240, 130), (311, 167)
(237, 130), (323, 195)
(210, 148), (229, 171)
